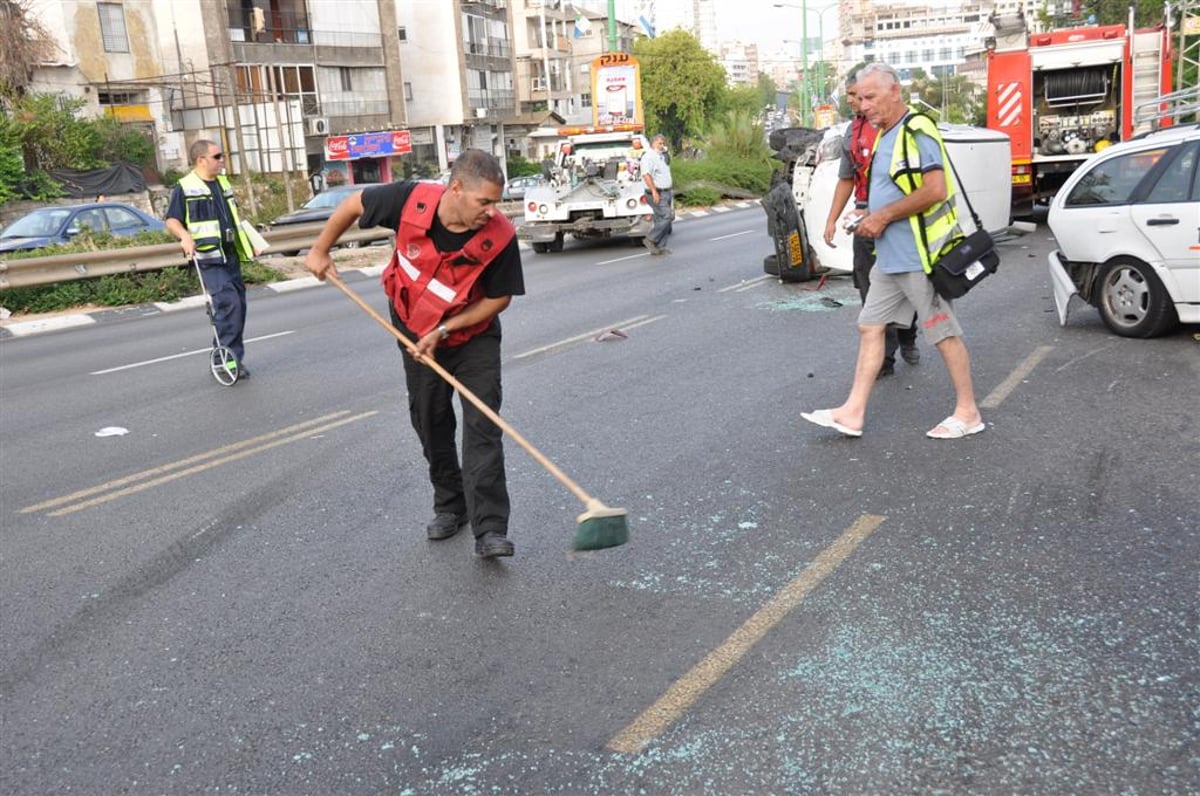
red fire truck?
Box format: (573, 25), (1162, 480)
(985, 13), (1174, 210)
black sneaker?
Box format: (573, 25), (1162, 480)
(876, 363), (895, 380)
(900, 345), (920, 365)
(475, 531), (514, 558)
(236, 364), (251, 380)
(426, 512), (467, 540)
(642, 238), (662, 255)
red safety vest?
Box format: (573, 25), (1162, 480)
(850, 115), (880, 206)
(381, 182), (515, 347)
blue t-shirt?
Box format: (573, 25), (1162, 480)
(868, 119), (945, 274)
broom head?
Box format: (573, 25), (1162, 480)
(572, 498), (629, 551)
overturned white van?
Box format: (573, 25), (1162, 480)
(763, 121), (1012, 281)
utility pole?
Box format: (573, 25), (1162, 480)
(608, 0), (617, 52)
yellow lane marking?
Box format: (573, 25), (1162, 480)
(22, 411), (376, 517)
(606, 514), (885, 754)
(981, 344), (1054, 409)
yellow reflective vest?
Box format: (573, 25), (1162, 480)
(878, 111), (963, 274)
(178, 171), (253, 265)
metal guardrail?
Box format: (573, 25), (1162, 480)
(0, 204), (525, 291)
(0, 223), (393, 290)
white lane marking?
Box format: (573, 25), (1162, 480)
(89, 331), (296, 375)
(597, 251), (653, 264)
(717, 275), (773, 293)
(710, 230), (756, 242)
(981, 345), (1053, 409)
(512, 315), (653, 360)
(267, 276), (323, 292)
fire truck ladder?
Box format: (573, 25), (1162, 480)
(1130, 28), (1171, 135)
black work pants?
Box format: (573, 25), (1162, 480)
(852, 234), (916, 364)
(392, 311), (510, 537)
(197, 253), (247, 361)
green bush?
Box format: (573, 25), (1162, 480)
(675, 186), (721, 207)
(505, 154), (542, 178)
(672, 152), (773, 195)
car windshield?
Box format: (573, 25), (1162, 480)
(1, 209), (72, 238)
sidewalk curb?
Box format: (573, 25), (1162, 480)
(0, 200), (761, 340)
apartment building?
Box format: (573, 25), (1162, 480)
(834, 0), (1043, 82)
(719, 42), (761, 87)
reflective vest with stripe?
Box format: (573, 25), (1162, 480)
(874, 111), (963, 274)
(177, 172), (253, 265)
(849, 115), (879, 207)
(381, 182), (515, 347)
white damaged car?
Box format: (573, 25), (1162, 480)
(1047, 124), (1200, 338)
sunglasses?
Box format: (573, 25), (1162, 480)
(207, 152), (225, 160)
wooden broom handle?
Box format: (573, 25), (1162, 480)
(326, 272), (594, 507)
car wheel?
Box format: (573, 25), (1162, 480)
(531, 242), (550, 253)
(1095, 258), (1178, 338)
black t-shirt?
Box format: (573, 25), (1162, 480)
(359, 181), (524, 299)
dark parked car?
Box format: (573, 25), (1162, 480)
(0, 202), (166, 253)
(269, 184), (378, 226)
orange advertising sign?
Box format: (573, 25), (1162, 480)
(591, 53), (643, 128)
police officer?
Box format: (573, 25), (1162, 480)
(165, 139), (256, 379)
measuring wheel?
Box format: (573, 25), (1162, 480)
(209, 345), (240, 386)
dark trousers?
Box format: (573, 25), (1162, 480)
(197, 257), (247, 361)
(852, 235), (916, 365)
(647, 188), (673, 246)
(392, 312), (510, 537)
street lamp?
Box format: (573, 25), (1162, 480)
(775, 2), (838, 126)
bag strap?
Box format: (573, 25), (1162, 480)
(899, 112), (985, 247)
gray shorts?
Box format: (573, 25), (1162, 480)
(858, 267), (963, 345)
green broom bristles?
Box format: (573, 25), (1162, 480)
(572, 499), (629, 551)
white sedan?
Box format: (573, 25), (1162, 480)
(1047, 124), (1200, 338)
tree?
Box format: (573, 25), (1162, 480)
(1047, 0), (1167, 27)
(633, 29), (727, 151)
(0, 0), (56, 100)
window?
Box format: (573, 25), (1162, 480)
(98, 3), (129, 53)
(339, 67), (352, 92)
(104, 207), (142, 231)
(580, 92), (591, 108)
(1144, 143), (1198, 204)
(404, 82), (413, 101)
(1065, 147), (1171, 206)
(398, 26), (407, 42)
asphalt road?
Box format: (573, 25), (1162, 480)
(1, 205), (1197, 794)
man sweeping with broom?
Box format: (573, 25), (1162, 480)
(306, 150), (524, 557)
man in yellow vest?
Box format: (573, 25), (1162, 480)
(165, 139), (257, 379)
(802, 62), (984, 440)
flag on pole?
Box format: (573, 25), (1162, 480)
(638, 15), (656, 38)
(574, 15), (592, 38)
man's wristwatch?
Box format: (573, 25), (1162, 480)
(437, 324), (450, 341)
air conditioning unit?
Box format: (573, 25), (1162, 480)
(308, 117), (330, 136)
(475, 107), (488, 119)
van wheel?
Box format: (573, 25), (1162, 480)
(531, 242), (550, 254)
(1096, 258), (1177, 338)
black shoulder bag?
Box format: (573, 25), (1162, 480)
(902, 116), (1001, 300)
